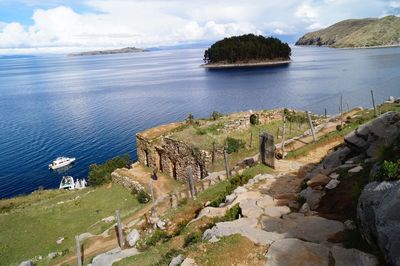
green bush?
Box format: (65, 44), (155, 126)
(222, 203), (241, 221)
(88, 154), (130, 186)
(226, 137), (246, 154)
(211, 111), (223, 120)
(137, 190), (151, 204)
(250, 114), (260, 125)
(374, 160), (400, 181)
(183, 231), (202, 247)
(152, 249), (180, 266)
(186, 113), (195, 124)
(196, 128), (207, 135)
(145, 229), (170, 247)
(336, 125), (343, 131)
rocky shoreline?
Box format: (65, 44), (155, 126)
(202, 60), (291, 69)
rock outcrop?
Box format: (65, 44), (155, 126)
(357, 180), (400, 266)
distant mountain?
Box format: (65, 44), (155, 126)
(296, 15), (400, 48)
(69, 47), (147, 56)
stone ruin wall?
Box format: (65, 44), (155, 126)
(136, 134), (211, 181)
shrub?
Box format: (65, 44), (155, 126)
(336, 125), (343, 131)
(211, 111), (223, 120)
(196, 128), (207, 135)
(186, 113), (195, 124)
(226, 137), (246, 154)
(250, 114), (260, 125)
(222, 203), (241, 221)
(137, 190), (151, 204)
(152, 249), (180, 266)
(374, 160), (400, 181)
(88, 154), (130, 186)
(145, 229), (170, 247)
(183, 231), (202, 247)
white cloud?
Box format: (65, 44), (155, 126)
(0, 0), (398, 52)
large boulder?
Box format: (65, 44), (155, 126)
(345, 112), (400, 158)
(126, 229), (140, 247)
(357, 180), (400, 266)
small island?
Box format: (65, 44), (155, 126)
(202, 34), (291, 68)
(68, 47), (147, 56)
(296, 15), (400, 48)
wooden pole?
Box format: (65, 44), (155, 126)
(249, 131), (253, 148)
(116, 210), (124, 248)
(340, 94), (343, 128)
(324, 108), (327, 119)
(149, 178), (156, 212)
(281, 111), (286, 158)
(371, 90), (377, 117)
(211, 142), (216, 165)
(306, 111), (317, 142)
(75, 236), (82, 266)
(223, 148), (230, 178)
(186, 166), (196, 199)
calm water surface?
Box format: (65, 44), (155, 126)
(1, 47), (399, 198)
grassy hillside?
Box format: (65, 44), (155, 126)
(296, 15), (400, 48)
(0, 185), (142, 265)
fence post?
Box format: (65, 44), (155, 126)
(340, 94), (343, 129)
(186, 166), (196, 199)
(212, 142), (216, 165)
(75, 235), (82, 266)
(223, 148), (230, 178)
(116, 210), (124, 248)
(249, 131), (253, 148)
(281, 110), (286, 158)
(306, 111), (317, 142)
(371, 90), (377, 117)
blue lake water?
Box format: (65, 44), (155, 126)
(0, 47), (399, 199)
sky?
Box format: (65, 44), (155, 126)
(0, 0), (399, 53)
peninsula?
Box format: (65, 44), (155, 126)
(68, 47), (147, 56)
(296, 15), (400, 48)
(202, 34), (291, 68)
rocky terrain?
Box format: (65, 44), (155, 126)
(296, 15), (400, 48)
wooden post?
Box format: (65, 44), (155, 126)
(149, 178), (155, 211)
(212, 142), (216, 165)
(340, 94), (343, 128)
(186, 166), (196, 199)
(276, 127), (280, 139)
(371, 90), (377, 117)
(223, 148), (230, 178)
(346, 103), (350, 113)
(306, 111), (317, 142)
(116, 210), (124, 248)
(324, 108), (327, 119)
(281, 111), (286, 158)
(249, 131), (253, 148)
(75, 235), (82, 266)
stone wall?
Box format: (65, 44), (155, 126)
(136, 134), (212, 181)
(111, 171), (146, 192)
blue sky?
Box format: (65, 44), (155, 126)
(0, 0), (399, 53)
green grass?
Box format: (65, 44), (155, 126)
(0, 185), (143, 266)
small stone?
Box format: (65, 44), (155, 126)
(48, 252), (58, 259)
(181, 257), (196, 266)
(156, 220), (166, 230)
(325, 179), (340, 190)
(307, 174), (331, 189)
(299, 203), (311, 214)
(169, 255), (184, 266)
(208, 235), (220, 243)
(233, 186), (247, 194)
(329, 173), (340, 179)
(225, 194), (237, 205)
(56, 237), (64, 245)
(205, 201), (211, 207)
(344, 220), (356, 230)
(19, 260), (33, 266)
(345, 160), (354, 164)
(101, 216), (115, 223)
(126, 229), (140, 247)
(349, 165), (363, 173)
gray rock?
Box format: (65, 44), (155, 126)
(78, 232), (93, 242)
(202, 218), (283, 245)
(126, 229), (140, 247)
(357, 180), (400, 266)
(299, 203), (311, 214)
(169, 255), (184, 266)
(91, 247), (138, 266)
(181, 257), (196, 266)
(239, 198), (264, 218)
(263, 206), (291, 218)
(325, 179), (340, 190)
(56, 237), (64, 244)
(261, 214), (345, 243)
(101, 216), (115, 223)
(19, 260), (33, 266)
(348, 165), (363, 173)
(233, 186), (247, 194)
(299, 187), (325, 210)
(344, 220), (356, 230)
(329, 172), (340, 179)
(322, 146), (351, 170)
(48, 252), (59, 259)
(225, 193), (237, 205)
(265, 238), (330, 266)
(208, 235), (220, 243)
(331, 246), (378, 266)
(156, 219), (166, 230)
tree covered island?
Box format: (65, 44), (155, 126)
(203, 34), (291, 68)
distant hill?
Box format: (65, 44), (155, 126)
(296, 15), (400, 48)
(69, 47), (147, 56)
(203, 34), (291, 67)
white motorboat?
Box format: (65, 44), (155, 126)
(59, 176), (75, 190)
(48, 156), (76, 170)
